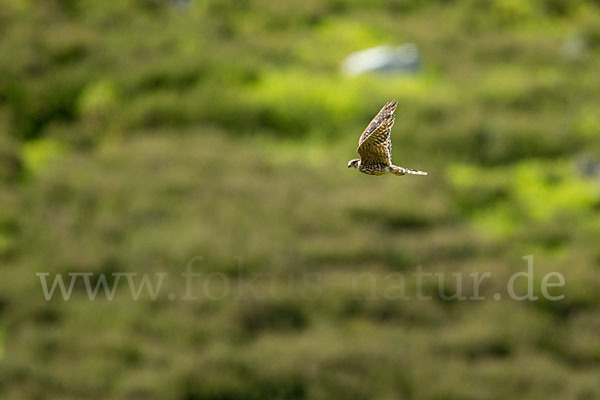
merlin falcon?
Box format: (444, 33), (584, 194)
(347, 100), (427, 176)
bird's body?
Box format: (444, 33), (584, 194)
(357, 163), (425, 176)
(347, 100), (427, 176)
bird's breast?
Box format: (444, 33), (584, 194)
(358, 164), (388, 176)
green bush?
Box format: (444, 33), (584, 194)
(1, 1), (600, 399)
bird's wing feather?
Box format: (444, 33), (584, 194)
(357, 100), (397, 165)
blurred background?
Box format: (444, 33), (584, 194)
(1, 0), (600, 399)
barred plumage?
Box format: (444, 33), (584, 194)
(347, 100), (428, 177)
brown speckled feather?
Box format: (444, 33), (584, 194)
(357, 100), (397, 166)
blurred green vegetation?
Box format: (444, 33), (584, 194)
(1, 0), (600, 399)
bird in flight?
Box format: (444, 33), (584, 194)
(347, 100), (427, 176)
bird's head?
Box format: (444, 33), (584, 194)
(347, 159), (360, 169)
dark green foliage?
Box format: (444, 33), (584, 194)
(1, 1), (600, 399)
(237, 300), (309, 335)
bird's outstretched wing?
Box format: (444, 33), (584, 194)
(357, 100), (397, 166)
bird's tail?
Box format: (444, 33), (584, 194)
(391, 165), (428, 176)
